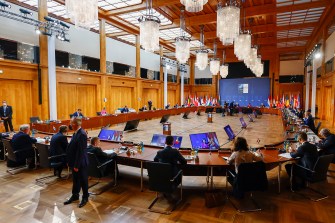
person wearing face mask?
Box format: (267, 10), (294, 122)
(64, 117), (89, 208)
(49, 125), (69, 177)
(0, 100), (14, 132)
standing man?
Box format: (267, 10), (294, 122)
(0, 100), (14, 132)
(64, 118), (89, 208)
(148, 100), (152, 110)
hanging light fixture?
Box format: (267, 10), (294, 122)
(181, 0), (208, 13)
(175, 8), (191, 64)
(220, 50), (228, 78)
(217, 0), (240, 45)
(210, 40), (220, 75)
(138, 0), (160, 52)
(196, 25), (208, 70)
(65, 0), (98, 29)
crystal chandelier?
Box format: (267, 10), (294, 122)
(220, 50), (228, 78)
(175, 8), (191, 64)
(181, 0), (208, 13)
(234, 32), (251, 61)
(210, 40), (220, 75)
(217, 1), (240, 45)
(65, 0), (98, 29)
(138, 0), (160, 52)
(196, 25), (208, 70)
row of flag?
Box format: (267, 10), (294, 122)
(185, 95), (219, 106)
(267, 94), (301, 108)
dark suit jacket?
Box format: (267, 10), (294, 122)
(121, 108), (129, 113)
(318, 134), (335, 154)
(303, 114), (316, 132)
(66, 128), (88, 169)
(72, 111), (84, 118)
(0, 105), (13, 119)
(50, 132), (68, 157)
(154, 146), (187, 175)
(290, 141), (318, 170)
(87, 145), (116, 164)
(11, 131), (37, 161)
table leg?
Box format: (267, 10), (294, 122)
(278, 163), (282, 194)
(141, 161), (143, 192)
(210, 166), (214, 190)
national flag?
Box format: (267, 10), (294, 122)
(267, 95), (271, 107)
(297, 94), (300, 108)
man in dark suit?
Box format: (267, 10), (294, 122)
(72, 108), (85, 118)
(285, 132), (319, 190)
(148, 100), (152, 110)
(154, 136), (187, 176)
(64, 118), (89, 208)
(87, 137), (119, 177)
(49, 125), (68, 177)
(303, 109), (316, 133)
(121, 105), (129, 113)
(11, 124), (36, 168)
(0, 100), (14, 132)
(318, 128), (335, 156)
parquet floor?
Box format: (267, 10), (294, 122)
(1, 113), (335, 223)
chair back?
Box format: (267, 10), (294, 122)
(3, 139), (16, 161)
(96, 112), (101, 116)
(236, 161), (268, 192)
(35, 143), (50, 168)
(146, 162), (176, 194)
(315, 122), (322, 134)
(87, 152), (104, 178)
(309, 154), (334, 182)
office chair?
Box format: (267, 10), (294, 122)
(30, 116), (40, 123)
(226, 161), (268, 212)
(315, 122), (322, 135)
(3, 139), (32, 175)
(146, 162), (183, 215)
(35, 143), (68, 184)
(96, 112), (102, 116)
(290, 154), (334, 201)
(87, 152), (117, 195)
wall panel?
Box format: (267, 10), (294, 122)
(142, 88), (158, 109)
(109, 86), (134, 111)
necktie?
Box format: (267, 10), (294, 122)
(4, 107), (6, 116)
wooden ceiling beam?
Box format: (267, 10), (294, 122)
(256, 36), (311, 45)
(105, 0), (181, 16)
(174, 0), (329, 26)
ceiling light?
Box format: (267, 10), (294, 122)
(175, 8), (190, 64)
(65, 0), (98, 29)
(180, 0), (208, 13)
(314, 52), (321, 59)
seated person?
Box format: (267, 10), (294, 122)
(10, 124), (37, 168)
(260, 103), (265, 108)
(101, 107), (107, 116)
(49, 125), (68, 177)
(87, 137), (119, 177)
(154, 135), (187, 176)
(296, 108), (304, 119)
(302, 109), (316, 133)
(227, 137), (263, 198)
(139, 105), (147, 112)
(317, 128), (335, 156)
(247, 103), (252, 108)
(72, 108), (85, 118)
(285, 132), (318, 190)
(121, 105), (129, 113)
(165, 103), (171, 109)
(174, 103), (179, 108)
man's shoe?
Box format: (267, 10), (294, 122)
(64, 195), (79, 205)
(78, 198), (88, 208)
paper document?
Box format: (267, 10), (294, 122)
(104, 149), (115, 154)
(222, 156), (229, 160)
(278, 153), (292, 159)
(36, 138), (45, 143)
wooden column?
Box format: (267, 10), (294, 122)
(99, 19), (106, 74)
(136, 35), (141, 78)
(38, 0), (49, 120)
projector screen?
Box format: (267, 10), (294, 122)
(219, 78), (270, 106)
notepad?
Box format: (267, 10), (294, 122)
(222, 156), (229, 160)
(104, 149), (115, 155)
(36, 138), (45, 143)
(278, 153), (292, 159)
(183, 155), (194, 161)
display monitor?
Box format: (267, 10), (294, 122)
(98, 129), (123, 142)
(150, 134), (183, 149)
(240, 117), (247, 128)
(248, 114), (254, 122)
(124, 119), (140, 131)
(160, 114), (170, 123)
(224, 125), (235, 140)
(189, 132), (220, 149)
(253, 110), (258, 118)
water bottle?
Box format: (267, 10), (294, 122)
(140, 141), (144, 151)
